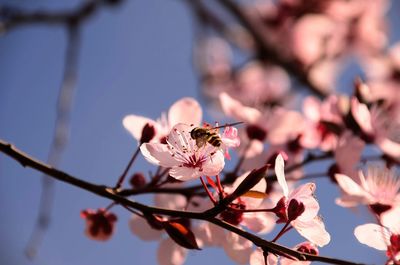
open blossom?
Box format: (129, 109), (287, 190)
(351, 97), (400, 159)
(274, 154), (330, 247)
(219, 92), (305, 158)
(354, 207), (400, 264)
(140, 123), (226, 181)
(335, 165), (400, 214)
(300, 95), (343, 151)
(123, 97), (202, 144)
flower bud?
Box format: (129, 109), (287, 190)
(129, 172), (147, 189)
(246, 124), (267, 141)
(140, 123), (156, 144)
(80, 208), (117, 241)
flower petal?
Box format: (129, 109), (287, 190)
(275, 154), (289, 197)
(334, 174), (366, 197)
(201, 150), (225, 177)
(157, 238), (188, 265)
(123, 115), (158, 142)
(129, 215), (162, 241)
(223, 231), (253, 264)
(289, 183), (319, 221)
(219, 92), (262, 123)
(140, 143), (178, 168)
(351, 98), (373, 134)
(168, 97), (202, 127)
(354, 223), (389, 251)
(293, 217), (331, 247)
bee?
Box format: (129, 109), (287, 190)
(189, 122), (243, 148)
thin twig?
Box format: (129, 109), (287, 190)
(25, 24), (81, 260)
(216, 0), (328, 98)
(114, 147), (140, 190)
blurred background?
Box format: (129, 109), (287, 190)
(1, 0), (396, 264)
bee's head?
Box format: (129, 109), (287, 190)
(190, 128), (205, 139)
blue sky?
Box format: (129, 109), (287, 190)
(0, 1), (388, 264)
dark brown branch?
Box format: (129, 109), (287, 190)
(216, 0), (328, 98)
(0, 140), (368, 265)
(0, 0), (123, 31)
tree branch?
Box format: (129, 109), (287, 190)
(0, 140), (368, 265)
(216, 0), (328, 98)
(0, 0), (122, 31)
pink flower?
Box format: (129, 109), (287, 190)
(274, 154), (330, 247)
(351, 97), (400, 159)
(300, 95), (343, 151)
(129, 192), (189, 265)
(219, 92), (305, 158)
(354, 207), (400, 264)
(80, 208), (117, 241)
(334, 131), (365, 178)
(140, 123), (225, 181)
(123, 97), (202, 144)
(335, 165), (400, 214)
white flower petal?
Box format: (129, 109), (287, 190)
(123, 115), (157, 142)
(351, 98), (373, 134)
(242, 212), (275, 234)
(290, 183), (319, 221)
(157, 238), (188, 265)
(223, 231), (253, 264)
(293, 217), (331, 247)
(381, 206), (400, 233)
(168, 97), (202, 127)
(219, 92), (262, 123)
(129, 215), (162, 241)
(334, 174), (366, 197)
(140, 143), (178, 168)
(154, 193), (187, 210)
(201, 150), (225, 177)
(275, 154), (289, 197)
(354, 223), (389, 251)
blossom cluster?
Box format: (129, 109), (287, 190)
(78, 1), (400, 265)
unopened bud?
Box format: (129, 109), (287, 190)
(140, 123), (156, 144)
(129, 172), (147, 189)
(296, 242), (319, 255)
(246, 124), (267, 141)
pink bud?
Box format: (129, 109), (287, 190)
(129, 172), (147, 189)
(140, 123), (156, 144)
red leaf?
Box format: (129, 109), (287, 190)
(163, 221), (200, 250)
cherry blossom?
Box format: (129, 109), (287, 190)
(123, 97), (202, 144)
(354, 207), (400, 264)
(140, 123), (226, 181)
(219, 92), (305, 158)
(335, 165), (400, 214)
(80, 208), (117, 241)
(274, 154), (330, 247)
(129, 191), (189, 265)
(300, 95), (343, 151)
(351, 97), (400, 159)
